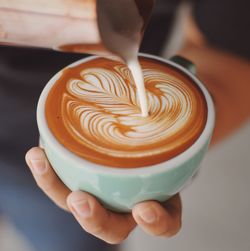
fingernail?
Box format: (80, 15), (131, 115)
(71, 199), (91, 218)
(138, 207), (157, 224)
(30, 159), (47, 175)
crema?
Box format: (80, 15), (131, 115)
(45, 57), (207, 168)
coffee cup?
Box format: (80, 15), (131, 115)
(37, 54), (215, 212)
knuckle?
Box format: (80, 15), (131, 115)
(162, 221), (182, 238)
(153, 212), (182, 238)
(89, 223), (106, 236)
(35, 179), (44, 190)
(155, 228), (170, 237)
(153, 226), (174, 238)
(36, 175), (57, 194)
(86, 224), (129, 244)
(106, 238), (125, 245)
(163, 229), (178, 238)
(152, 222), (172, 237)
(105, 239), (120, 245)
(163, 229), (175, 238)
(105, 234), (129, 245)
(55, 202), (68, 211)
(111, 233), (129, 244)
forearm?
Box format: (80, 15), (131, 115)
(177, 19), (250, 145)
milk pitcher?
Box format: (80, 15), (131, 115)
(0, 0), (154, 59)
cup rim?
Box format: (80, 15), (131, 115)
(37, 53), (215, 175)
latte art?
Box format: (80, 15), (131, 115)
(46, 57), (207, 168)
(66, 67), (193, 153)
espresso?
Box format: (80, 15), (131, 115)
(45, 57), (207, 168)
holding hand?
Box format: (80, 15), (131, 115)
(26, 147), (182, 244)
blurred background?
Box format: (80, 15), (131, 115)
(0, 1), (250, 251)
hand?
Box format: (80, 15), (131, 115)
(25, 147), (182, 244)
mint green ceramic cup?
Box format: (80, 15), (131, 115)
(37, 54), (215, 212)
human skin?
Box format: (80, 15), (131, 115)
(26, 17), (250, 244)
(180, 17), (250, 144)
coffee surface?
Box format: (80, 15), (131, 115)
(60, 0), (154, 116)
(45, 57), (207, 168)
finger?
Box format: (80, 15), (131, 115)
(25, 147), (71, 211)
(132, 194), (182, 237)
(67, 191), (137, 244)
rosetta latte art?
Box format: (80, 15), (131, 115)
(46, 58), (207, 167)
(64, 66), (193, 155)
